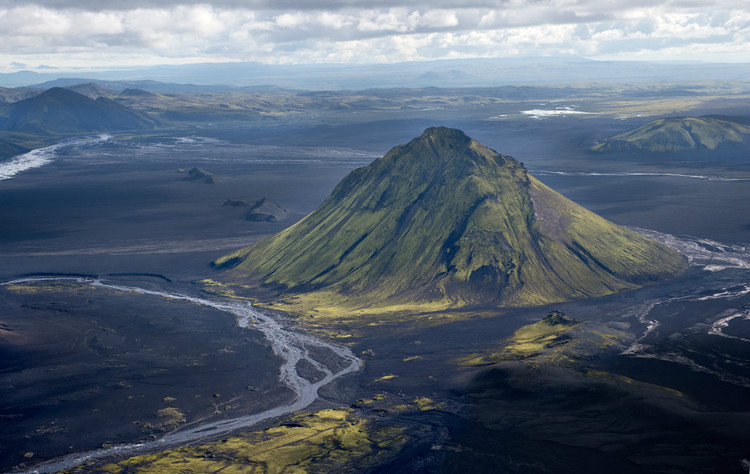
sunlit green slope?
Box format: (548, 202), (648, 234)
(591, 116), (750, 152)
(216, 127), (687, 312)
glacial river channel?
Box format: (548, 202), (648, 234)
(6, 229), (750, 472)
(2, 278), (363, 474)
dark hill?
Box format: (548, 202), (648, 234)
(215, 127), (687, 314)
(246, 198), (287, 222)
(0, 87), (156, 135)
(184, 167), (218, 184)
(592, 117), (750, 152)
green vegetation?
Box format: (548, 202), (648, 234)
(461, 310), (630, 367)
(373, 374), (398, 382)
(68, 409), (407, 473)
(216, 127), (687, 317)
(198, 279), (254, 301)
(499, 310), (579, 359)
(413, 397), (441, 411)
(591, 116), (750, 152)
(151, 407), (186, 431)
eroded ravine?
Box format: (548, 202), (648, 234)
(2, 277), (362, 474)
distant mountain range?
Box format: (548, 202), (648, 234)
(592, 117), (750, 153)
(64, 83), (121, 100)
(30, 78), (257, 94)
(215, 127), (687, 314)
(0, 87), (157, 135)
(0, 86), (42, 104)
(1, 58), (749, 90)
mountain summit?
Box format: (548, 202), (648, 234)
(215, 127), (687, 312)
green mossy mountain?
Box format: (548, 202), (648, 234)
(216, 127), (687, 311)
(591, 116), (750, 153)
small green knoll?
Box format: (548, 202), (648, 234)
(591, 116), (750, 152)
(461, 310), (630, 367)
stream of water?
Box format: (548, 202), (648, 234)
(1, 278), (362, 474)
(0, 135), (111, 182)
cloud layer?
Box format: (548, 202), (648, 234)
(0, 0), (748, 70)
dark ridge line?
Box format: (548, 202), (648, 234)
(442, 196), (490, 271)
(570, 240), (615, 276)
(310, 231), (371, 283)
(211, 256), (241, 270)
(15, 272), (99, 279)
(106, 272), (173, 283)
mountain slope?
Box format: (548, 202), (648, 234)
(65, 82), (119, 99)
(0, 87), (156, 134)
(216, 127), (687, 312)
(0, 86), (42, 104)
(0, 137), (30, 160)
(591, 117), (750, 152)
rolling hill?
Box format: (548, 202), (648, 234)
(0, 87), (157, 135)
(64, 82), (119, 99)
(591, 116), (750, 152)
(0, 86), (42, 104)
(215, 127), (687, 314)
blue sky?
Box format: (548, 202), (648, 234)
(0, 0), (748, 72)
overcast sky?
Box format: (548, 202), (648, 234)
(0, 0), (748, 71)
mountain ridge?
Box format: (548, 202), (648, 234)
(0, 87), (157, 135)
(3, 59), (749, 90)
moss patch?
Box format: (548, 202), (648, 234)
(373, 374), (397, 382)
(463, 310), (630, 368)
(197, 279), (254, 300)
(66, 409), (407, 473)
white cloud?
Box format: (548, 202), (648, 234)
(357, 8), (411, 33)
(318, 11), (353, 30)
(0, 6), (72, 36)
(0, 1), (747, 71)
(416, 10), (459, 28)
(275, 11), (307, 29)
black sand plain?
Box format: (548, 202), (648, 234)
(1, 114), (749, 472)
